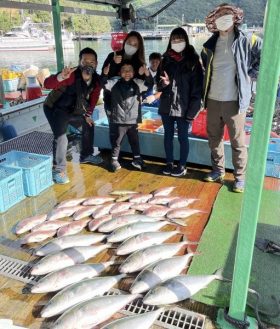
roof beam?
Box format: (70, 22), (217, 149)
(0, 0), (118, 17)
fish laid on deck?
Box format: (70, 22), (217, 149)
(31, 261), (117, 293)
(41, 274), (126, 318)
(143, 270), (224, 305)
(35, 233), (107, 256)
(130, 253), (195, 294)
(31, 244), (111, 275)
(52, 294), (140, 329)
(119, 242), (190, 273)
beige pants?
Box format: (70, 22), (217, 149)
(207, 99), (247, 180)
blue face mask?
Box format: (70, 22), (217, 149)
(80, 65), (95, 75)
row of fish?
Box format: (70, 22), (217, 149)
(15, 186), (203, 247)
(14, 187), (214, 329)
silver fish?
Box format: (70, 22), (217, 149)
(56, 219), (90, 237)
(88, 214), (113, 232)
(168, 197), (197, 209)
(20, 229), (57, 244)
(92, 203), (115, 219)
(31, 262), (115, 293)
(152, 186), (176, 197)
(53, 294), (139, 329)
(143, 270), (223, 305)
(35, 234), (107, 256)
(72, 206), (99, 221)
(107, 221), (169, 243)
(47, 206), (83, 221)
(110, 202), (132, 214)
(15, 214), (47, 235)
(148, 196), (177, 205)
(111, 209), (136, 217)
(31, 244), (111, 275)
(130, 253), (195, 294)
(117, 230), (181, 255)
(31, 220), (68, 232)
(119, 242), (188, 273)
(129, 203), (153, 211)
(57, 198), (87, 208)
(166, 208), (202, 219)
(143, 205), (169, 217)
(101, 308), (163, 329)
(129, 194), (153, 203)
(83, 196), (115, 206)
(98, 214), (165, 233)
(41, 274), (126, 317)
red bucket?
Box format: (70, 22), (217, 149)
(192, 110), (230, 141)
(111, 32), (128, 52)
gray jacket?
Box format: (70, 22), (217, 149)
(201, 29), (262, 112)
(103, 77), (153, 124)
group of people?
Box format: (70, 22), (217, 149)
(44, 3), (262, 193)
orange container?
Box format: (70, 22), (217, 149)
(192, 110), (230, 141)
(138, 118), (162, 133)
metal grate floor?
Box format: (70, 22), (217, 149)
(0, 131), (53, 155)
(0, 254), (41, 284)
(0, 255), (205, 329)
(105, 289), (205, 329)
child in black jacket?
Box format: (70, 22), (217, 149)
(103, 60), (153, 171)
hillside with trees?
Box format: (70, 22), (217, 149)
(0, 0), (266, 34)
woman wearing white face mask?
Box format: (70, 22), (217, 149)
(157, 27), (203, 177)
(201, 3), (262, 193)
(101, 31), (146, 162)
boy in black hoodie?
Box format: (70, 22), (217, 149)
(103, 60), (153, 172)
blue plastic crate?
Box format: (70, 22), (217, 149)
(0, 166), (25, 213)
(268, 138), (280, 152)
(266, 142), (280, 178)
(0, 151), (53, 196)
(3, 78), (19, 92)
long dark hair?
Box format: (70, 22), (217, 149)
(165, 27), (199, 70)
(122, 31), (146, 65)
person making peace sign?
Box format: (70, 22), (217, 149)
(44, 47), (103, 184)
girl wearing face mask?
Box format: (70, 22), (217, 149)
(202, 3), (262, 193)
(102, 31), (146, 81)
(102, 31), (146, 155)
(157, 27), (203, 177)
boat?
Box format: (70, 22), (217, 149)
(0, 18), (74, 51)
(0, 26), (54, 51)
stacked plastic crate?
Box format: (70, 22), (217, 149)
(0, 151), (53, 213)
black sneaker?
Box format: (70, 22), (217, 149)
(132, 157), (146, 170)
(162, 163), (174, 175)
(171, 166), (187, 177)
(111, 159), (121, 172)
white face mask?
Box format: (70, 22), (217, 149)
(171, 41), (186, 53)
(215, 14), (234, 32)
(124, 43), (138, 56)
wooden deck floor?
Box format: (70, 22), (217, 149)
(0, 154), (278, 329)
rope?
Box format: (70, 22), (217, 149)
(223, 308), (250, 329)
(223, 289), (280, 329)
